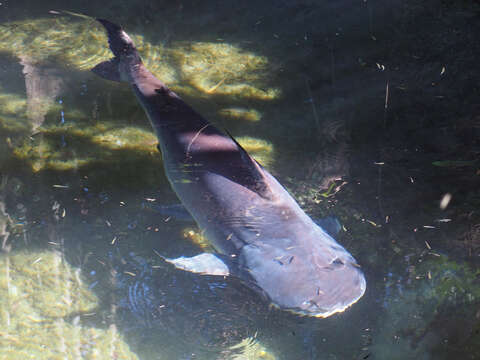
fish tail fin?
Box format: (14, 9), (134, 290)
(92, 19), (142, 82)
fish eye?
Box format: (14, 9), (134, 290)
(332, 258), (344, 266)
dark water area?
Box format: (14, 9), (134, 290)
(0, 0), (479, 359)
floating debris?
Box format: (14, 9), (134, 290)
(206, 77), (225, 93)
(366, 220), (381, 228)
(439, 193), (452, 210)
(228, 336), (276, 360)
(52, 184), (69, 189)
(432, 160), (477, 167)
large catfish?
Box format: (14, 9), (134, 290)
(92, 19), (365, 317)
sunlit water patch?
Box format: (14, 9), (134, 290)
(0, 250), (139, 359)
(218, 108), (262, 123)
(0, 15), (279, 187)
(0, 16), (279, 100)
(10, 119), (274, 180)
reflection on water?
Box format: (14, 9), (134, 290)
(108, 249), (275, 359)
(20, 55), (64, 133)
(0, 1), (479, 359)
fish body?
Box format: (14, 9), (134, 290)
(92, 19), (365, 317)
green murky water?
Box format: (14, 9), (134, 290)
(0, 1), (479, 359)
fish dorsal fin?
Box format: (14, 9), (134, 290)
(224, 129), (274, 200)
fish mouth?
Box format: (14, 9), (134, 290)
(241, 241), (367, 318)
(264, 266), (367, 318)
(285, 270), (366, 318)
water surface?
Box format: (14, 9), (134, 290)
(0, 1), (479, 359)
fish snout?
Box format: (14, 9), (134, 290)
(297, 261), (366, 317)
(241, 242), (366, 317)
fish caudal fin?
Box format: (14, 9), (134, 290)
(92, 19), (142, 83)
(96, 19), (137, 58)
(91, 58), (122, 82)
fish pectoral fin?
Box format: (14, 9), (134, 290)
(165, 253), (230, 276)
(314, 216), (342, 237)
(146, 203), (194, 222)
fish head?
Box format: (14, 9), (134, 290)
(240, 229), (366, 318)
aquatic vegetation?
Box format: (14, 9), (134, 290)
(91, 126), (158, 151)
(219, 107), (262, 122)
(415, 256), (480, 305)
(0, 17), (279, 100)
(372, 254), (480, 358)
(10, 119), (273, 176)
(12, 121), (160, 172)
(182, 227), (213, 251)
(217, 84), (279, 100)
(236, 136), (274, 168)
(457, 223), (480, 256)
(432, 160), (478, 167)
(0, 89), (30, 133)
(172, 41), (279, 99)
(0, 202), (11, 251)
(1, 250), (97, 318)
(227, 337), (276, 360)
(0, 16), (278, 180)
(13, 139), (90, 173)
(0, 91), (27, 116)
(0, 250), (139, 359)
(382, 256), (480, 316)
(0, 18), (110, 71)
